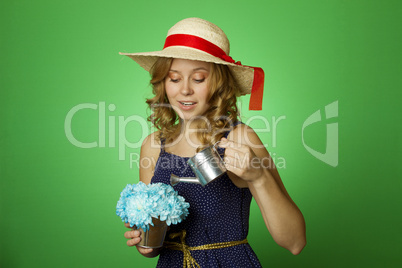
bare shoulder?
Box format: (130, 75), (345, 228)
(139, 131), (161, 184)
(141, 131), (161, 156)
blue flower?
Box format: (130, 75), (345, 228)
(116, 182), (190, 231)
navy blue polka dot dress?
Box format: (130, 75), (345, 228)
(151, 127), (262, 267)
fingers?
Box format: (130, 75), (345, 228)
(122, 224), (155, 253)
(219, 138), (250, 154)
(223, 160), (243, 174)
(124, 229), (142, 247)
(124, 229), (141, 239)
(219, 137), (263, 181)
(137, 247), (154, 255)
(219, 137), (239, 149)
(125, 230), (155, 255)
(127, 237), (141, 247)
(220, 138), (253, 162)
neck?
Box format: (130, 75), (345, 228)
(179, 117), (209, 135)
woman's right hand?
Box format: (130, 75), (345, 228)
(124, 223), (158, 257)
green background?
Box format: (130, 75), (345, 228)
(1, 0), (401, 267)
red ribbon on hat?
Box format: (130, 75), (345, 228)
(163, 34), (264, 110)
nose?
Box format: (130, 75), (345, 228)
(180, 80), (194, 96)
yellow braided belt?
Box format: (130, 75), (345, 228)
(164, 230), (248, 268)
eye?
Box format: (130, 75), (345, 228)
(170, 79), (180, 83)
(194, 78), (205, 83)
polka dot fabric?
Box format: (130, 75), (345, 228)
(151, 125), (262, 267)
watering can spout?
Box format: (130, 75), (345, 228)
(170, 174), (201, 186)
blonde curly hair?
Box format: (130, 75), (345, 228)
(146, 58), (240, 149)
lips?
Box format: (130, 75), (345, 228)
(178, 101), (197, 110)
(179, 101), (196, 106)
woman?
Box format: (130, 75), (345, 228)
(121, 17), (306, 267)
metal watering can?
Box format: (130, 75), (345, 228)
(170, 142), (226, 186)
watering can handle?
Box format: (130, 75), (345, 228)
(212, 141), (226, 165)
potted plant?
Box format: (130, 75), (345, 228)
(116, 182), (190, 248)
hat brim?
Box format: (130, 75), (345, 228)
(119, 46), (254, 96)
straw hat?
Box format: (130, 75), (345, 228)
(120, 18), (264, 110)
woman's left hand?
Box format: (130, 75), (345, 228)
(219, 137), (264, 182)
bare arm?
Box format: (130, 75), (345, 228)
(139, 132), (160, 184)
(221, 125), (306, 255)
(123, 132), (162, 258)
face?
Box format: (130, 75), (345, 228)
(165, 59), (211, 121)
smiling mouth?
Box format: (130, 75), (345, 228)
(179, 101), (197, 106)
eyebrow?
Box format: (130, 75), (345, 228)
(169, 67), (209, 73)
